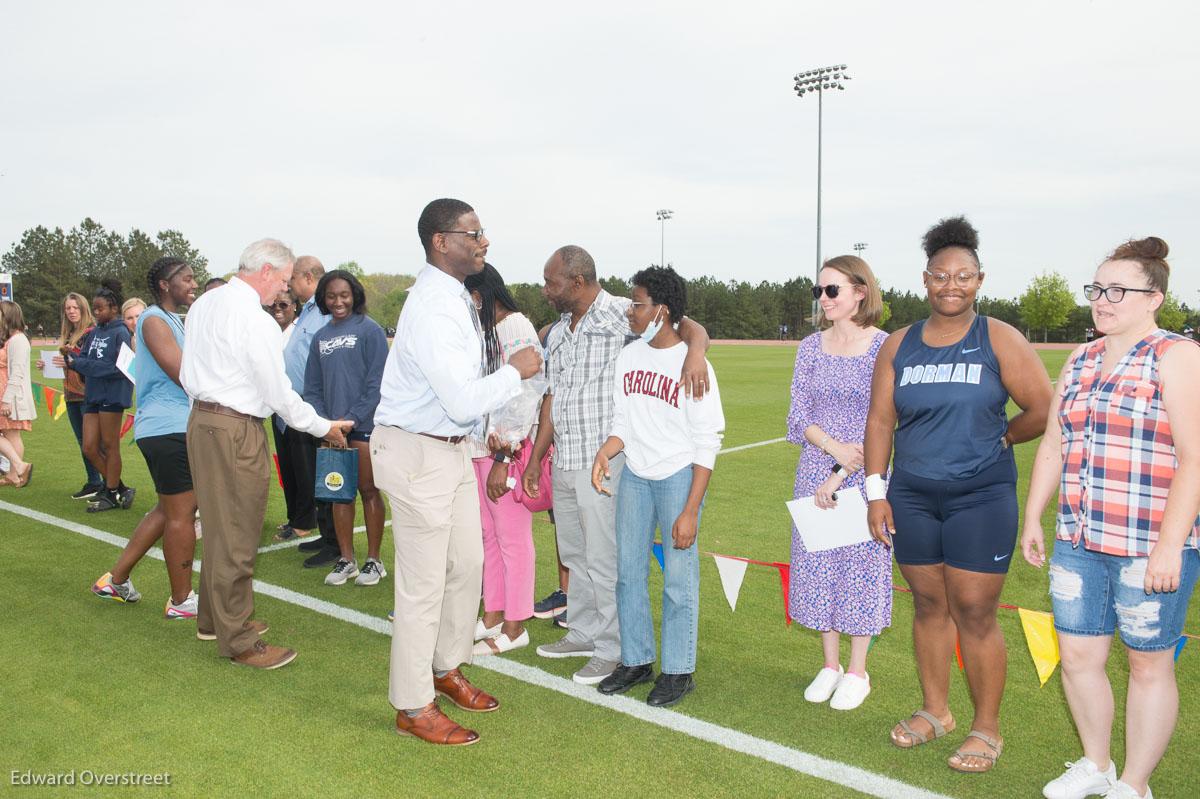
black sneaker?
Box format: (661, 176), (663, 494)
(646, 673), (695, 707)
(87, 490), (121, 513)
(533, 588), (567, 618)
(297, 539), (326, 553)
(598, 663), (655, 696)
(72, 483), (104, 500)
(118, 485), (136, 509)
(303, 547), (341, 568)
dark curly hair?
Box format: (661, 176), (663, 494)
(921, 215), (981, 268)
(146, 257), (190, 305)
(417, 198), (474, 256)
(631, 265), (687, 324)
(314, 269), (367, 316)
(465, 263), (520, 375)
(1108, 236), (1169, 294)
(95, 277), (124, 311)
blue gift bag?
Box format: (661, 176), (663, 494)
(315, 446), (358, 503)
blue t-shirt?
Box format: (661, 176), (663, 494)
(133, 305), (190, 439)
(303, 314), (389, 435)
(892, 315), (1012, 480)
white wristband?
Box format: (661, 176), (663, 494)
(864, 473), (887, 502)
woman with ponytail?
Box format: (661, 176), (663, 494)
(1021, 238), (1200, 799)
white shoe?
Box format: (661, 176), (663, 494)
(324, 558), (359, 586)
(1043, 757), (1117, 799)
(1102, 780), (1151, 799)
(803, 665), (843, 703)
(472, 629), (530, 656)
(165, 590), (199, 619)
(474, 618), (502, 641)
(354, 558), (387, 586)
(829, 671), (870, 710)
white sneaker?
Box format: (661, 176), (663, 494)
(165, 590), (199, 619)
(474, 618), (502, 641)
(473, 629), (530, 656)
(1102, 781), (1151, 799)
(354, 558), (387, 586)
(1043, 757), (1117, 799)
(803, 665), (843, 703)
(829, 672), (870, 710)
(324, 558), (359, 586)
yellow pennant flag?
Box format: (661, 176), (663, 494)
(54, 394), (67, 420)
(1019, 608), (1060, 686)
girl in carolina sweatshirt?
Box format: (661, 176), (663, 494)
(64, 278), (135, 512)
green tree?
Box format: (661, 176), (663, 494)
(1019, 271), (1076, 342)
(1157, 290), (1186, 332)
(338, 260), (365, 278)
(878, 300), (891, 327)
(371, 288), (409, 331)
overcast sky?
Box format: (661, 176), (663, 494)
(3, 1), (1197, 306)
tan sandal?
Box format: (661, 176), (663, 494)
(891, 709), (956, 749)
(948, 729), (1003, 773)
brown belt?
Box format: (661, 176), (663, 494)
(413, 430), (467, 445)
(195, 400), (265, 424)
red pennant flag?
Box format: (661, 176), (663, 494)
(120, 413), (135, 439)
(955, 635), (964, 670)
(43, 386), (55, 414)
(273, 454), (284, 489)
(777, 563), (791, 626)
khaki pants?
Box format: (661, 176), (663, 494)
(186, 408), (270, 658)
(372, 426), (483, 710)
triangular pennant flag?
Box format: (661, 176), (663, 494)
(273, 454), (284, 490)
(711, 554), (748, 612)
(1175, 637), (1187, 662)
(43, 386), (55, 414)
(54, 393), (67, 420)
(651, 542), (665, 572)
(32, 383), (44, 407)
(1018, 608), (1060, 686)
(119, 413), (135, 439)
(777, 563), (791, 625)
(955, 635), (964, 670)
(867, 635), (877, 654)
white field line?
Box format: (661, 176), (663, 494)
(2, 498), (952, 799)
(718, 437), (788, 454)
(256, 520), (392, 555)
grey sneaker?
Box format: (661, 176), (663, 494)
(573, 657), (620, 685)
(535, 636), (595, 659)
(324, 558), (359, 586)
(354, 558), (387, 586)
(91, 571), (141, 603)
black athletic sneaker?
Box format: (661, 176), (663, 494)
(72, 483), (104, 500)
(118, 485), (136, 509)
(533, 588), (567, 619)
(87, 490), (121, 513)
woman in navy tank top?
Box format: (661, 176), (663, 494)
(863, 216), (1052, 773)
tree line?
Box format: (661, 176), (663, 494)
(5, 220), (1195, 341)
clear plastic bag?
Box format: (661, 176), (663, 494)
(487, 343), (546, 451)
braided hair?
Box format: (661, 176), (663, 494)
(146, 257), (190, 305)
(95, 277), (124, 311)
(464, 263), (519, 376)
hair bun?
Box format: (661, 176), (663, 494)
(101, 277), (123, 293)
(1112, 236), (1169, 273)
(922, 215), (979, 259)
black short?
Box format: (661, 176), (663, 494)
(136, 433), (193, 495)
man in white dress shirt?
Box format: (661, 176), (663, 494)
(181, 238), (350, 670)
(373, 199), (541, 746)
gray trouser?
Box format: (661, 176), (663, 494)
(552, 454), (623, 661)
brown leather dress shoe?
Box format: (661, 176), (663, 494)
(394, 702), (479, 746)
(197, 620), (269, 641)
(230, 639), (296, 670)
(433, 668), (499, 712)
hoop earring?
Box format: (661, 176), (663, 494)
(474, 300), (483, 310)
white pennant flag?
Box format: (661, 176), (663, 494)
(712, 554), (748, 613)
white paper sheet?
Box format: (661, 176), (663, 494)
(785, 491), (873, 552)
(116, 342), (136, 385)
(40, 350), (64, 379)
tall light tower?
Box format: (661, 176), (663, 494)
(793, 65), (850, 287)
(853, 242), (868, 256)
(656, 209), (674, 267)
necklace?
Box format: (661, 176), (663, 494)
(931, 313), (975, 339)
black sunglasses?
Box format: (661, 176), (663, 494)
(269, 301), (293, 310)
(811, 284), (855, 300)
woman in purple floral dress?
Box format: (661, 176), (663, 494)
(786, 255), (891, 711)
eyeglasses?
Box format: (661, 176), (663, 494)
(1082, 284), (1157, 303)
(269, 301), (293, 310)
(925, 270), (980, 287)
(439, 229), (486, 243)
(630, 301), (656, 308)
(811, 284), (855, 300)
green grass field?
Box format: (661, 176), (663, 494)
(1, 344), (1196, 798)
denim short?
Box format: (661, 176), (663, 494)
(1049, 542), (1199, 652)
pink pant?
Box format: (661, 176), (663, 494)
(472, 457), (536, 620)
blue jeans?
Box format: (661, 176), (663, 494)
(1050, 543), (1199, 652)
(615, 465), (703, 674)
(65, 400), (103, 485)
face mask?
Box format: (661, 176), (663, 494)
(639, 305), (664, 343)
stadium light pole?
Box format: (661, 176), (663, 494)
(853, 242), (868, 256)
(793, 64), (850, 289)
(656, 209), (674, 267)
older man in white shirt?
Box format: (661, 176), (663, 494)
(374, 199), (541, 746)
(181, 238), (350, 670)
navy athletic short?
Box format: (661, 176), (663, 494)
(887, 456), (1018, 574)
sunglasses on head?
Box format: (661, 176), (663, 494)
(811, 284), (854, 300)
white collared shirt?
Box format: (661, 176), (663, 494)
(374, 263), (520, 435)
(179, 276), (330, 438)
